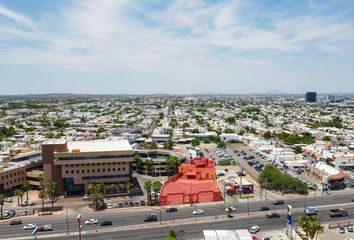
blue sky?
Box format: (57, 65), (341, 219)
(0, 0), (354, 94)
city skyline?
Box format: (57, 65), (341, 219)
(0, 0), (354, 94)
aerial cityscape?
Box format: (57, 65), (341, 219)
(0, 1), (354, 240)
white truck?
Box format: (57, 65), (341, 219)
(305, 207), (318, 215)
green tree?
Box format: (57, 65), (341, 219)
(134, 154), (143, 173)
(163, 140), (174, 149)
(322, 136), (331, 141)
(225, 116), (236, 124)
(298, 215), (324, 240)
(294, 146), (302, 154)
(152, 181), (162, 204)
(46, 180), (57, 211)
(226, 207), (232, 218)
(165, 229), (177, 240)
(22, 181), (31, 204)
(0, 194), (5, 219)
(144, 159), (154, 176)
(38, 188), (46, 209)
(15, 189), (24, 206)
(144, 181), (152, 206)
(263, 130), (272, 139)
(224, 128), (235, 133)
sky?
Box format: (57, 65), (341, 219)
(0, 0), (354, 95)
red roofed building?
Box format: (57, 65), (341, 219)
(159, 157), (222, 206)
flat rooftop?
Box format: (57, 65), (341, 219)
(67, 140), (132, 153)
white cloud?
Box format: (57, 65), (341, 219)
(0, 5), (37, 31)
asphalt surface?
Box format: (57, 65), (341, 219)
(1, 192), (354, 240)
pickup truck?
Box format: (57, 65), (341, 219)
(37, 224), (53, 232)
(329, 208), (348, 218)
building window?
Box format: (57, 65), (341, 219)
(113, 168), (116, 171)
(87, 169), (90, 173)
(97, 169), (100, 172)
(81, 169), (85, 173)
(66, 170), (69, 174)
(71, 170), (74, 174)
(14, 173), (16, 176)
(1, 176), (3, 180)
(102, 169), (106, 172)
(118, 168), (120, 171)
(92, 163), (96, 166)
(5, 175), (8, 178)
(92, 169), (95, 173)
(102, 163), (105, 166)
(10, 181), (12, 184)
(10, 174), (12, 177)
(86, 164), (90, 166)
(76, 170), (79, 173)
(22, 177), (24, 180)
(123, 168), (126, 171)
(108, 168), (111, 171)
(97, 163), (100, 166)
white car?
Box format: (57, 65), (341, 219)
(225, 207), (236, 212)
(85, 219), (99, 225)
(23, 224), (36, 230)
(250, 225), (260, 234)
(112, 203), (117, 208)
(193, 209), (204, 215)
(107, 203), (113, 209)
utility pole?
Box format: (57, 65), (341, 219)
(239, 174), (243, 199)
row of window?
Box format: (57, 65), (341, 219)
(3, 177), (25, 186)
(63, 162), (128, 167)
(58, 155), (132, 161)
(65, 167), (126, 175)
(1, 170), (25, 180)
(82, 174), (130, 180)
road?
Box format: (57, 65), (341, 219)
(1, 192), (353, 239)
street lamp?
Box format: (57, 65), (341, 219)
(77, 214), (82, 240)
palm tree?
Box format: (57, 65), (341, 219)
(298, 215), (324, 240)
(0, 194), (5, 220)
(46, 181), (57, 211)
(89, 191), (103, 211)
(152, 181), (162, 204)
(22, 181), (31, 205)
(15, 189), (23, 206)
(144, 181), (152, 206)
(126, 179), (134, 198)
(144, 159), (154, 176)
(117, 183), (124, 194)
(38, 174), (45, 188)
(38, 188), (46, 209)
(165, 229), (177, 240)
(226, 207), (232, 218)
(134, 154), (143, 173)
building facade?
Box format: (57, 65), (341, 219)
(305, 92), (317, 103)
(42, 139), (134, 196)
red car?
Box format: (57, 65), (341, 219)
(352, 198), (354, 202)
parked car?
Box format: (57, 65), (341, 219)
(348, 224), (353, 232)
(22, 210), (27, 216)
(273, 200), (284, 205)
(112, 203), (117, 208)
(339, 226), (345, 234)
(118, 202), (124, 208)
(4, 198), (13, 203)
(23, 223), (36, 230)
(9, 220), (22, 225)
(249, 225), (260, 234)
(107, 203), (113, 209)
(193, 209), (204, 215)
(85, 219), (99, 225)
(259, 207), (270, 211)
(100, 221), (113, 226)
(166, 207), (178, 213)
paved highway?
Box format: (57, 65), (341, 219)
(0, 193), (353, 239)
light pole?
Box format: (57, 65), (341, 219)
(159, 206), (162, 225)
(247, 197), (250, 215)
(77, 214), (82, 240)
(66, 209), (70, 235)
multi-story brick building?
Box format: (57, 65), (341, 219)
(42, 139), (134, 196)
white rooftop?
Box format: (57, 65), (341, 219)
(203, 230), (252, 240)
(67, 140), (132, 152)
